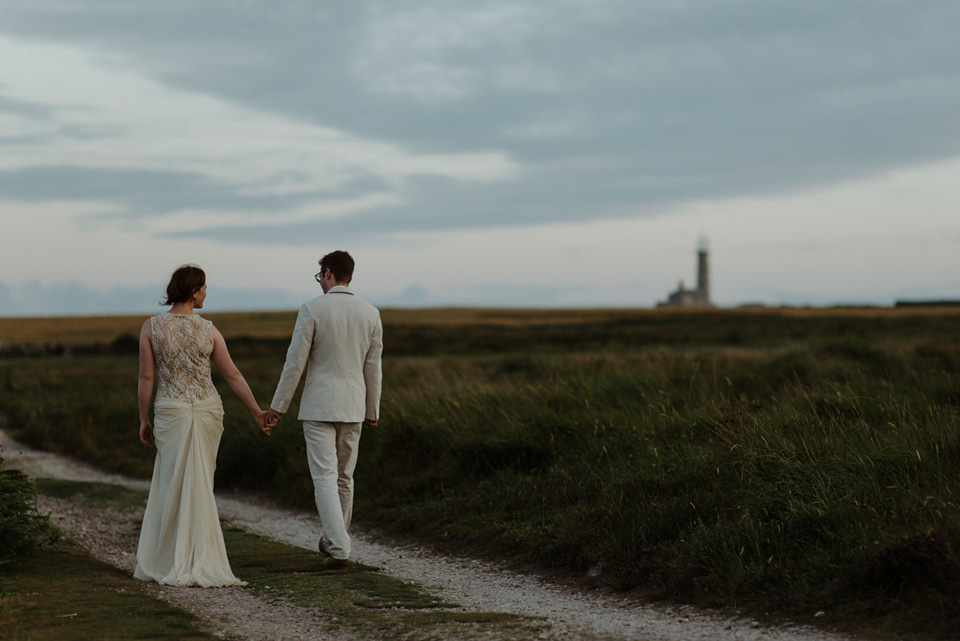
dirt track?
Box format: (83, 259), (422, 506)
(2, 428), (855, 641)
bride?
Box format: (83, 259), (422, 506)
(133, 264), (272, 587)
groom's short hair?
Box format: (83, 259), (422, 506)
(320, 251), (355, 284)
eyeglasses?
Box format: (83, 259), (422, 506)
(315, 269), (326, 283)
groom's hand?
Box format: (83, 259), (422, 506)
(265, 408), (282, 427)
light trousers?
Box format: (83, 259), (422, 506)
(302, 420), (362, 560)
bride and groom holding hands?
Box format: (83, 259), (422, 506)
(134, 250), (383, 586)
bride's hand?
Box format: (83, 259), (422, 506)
(139, 420), (154, 447)
(255, 410), (272, 436)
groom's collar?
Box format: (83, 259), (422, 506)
(327, 285), (354, 295)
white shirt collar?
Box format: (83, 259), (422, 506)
(327, 285), (353, 295)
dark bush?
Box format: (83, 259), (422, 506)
(0, 456), (58, 567)
(111, 333), (140, 354)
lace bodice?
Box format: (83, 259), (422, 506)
(150, 313), (218, 403)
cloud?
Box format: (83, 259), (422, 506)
(4, 2), (960, 196)
(0, 165), (388, 220)
(1, 1), (960, 314)
(0, 30), (519, 232)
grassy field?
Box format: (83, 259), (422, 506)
(0, 539), (218, 641)
(0, 308), (677, 345)
(5, 305), (958, 346)
(3, 306), (960, 639)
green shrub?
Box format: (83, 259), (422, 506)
(0, 456), (58, 567)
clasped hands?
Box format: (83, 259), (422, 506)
(256, 409), (379, 435)
(257, 408), (282, 435)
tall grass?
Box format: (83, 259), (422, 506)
(2, 309), (960, 636)
(362, 343), (960, 612)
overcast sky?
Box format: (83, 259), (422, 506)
(2, 1), (959, 316)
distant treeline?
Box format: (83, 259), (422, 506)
(0, 335), (140, 357)
(895, 299), (960, 307)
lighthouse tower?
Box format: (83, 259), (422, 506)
(696, 236), (709, 304)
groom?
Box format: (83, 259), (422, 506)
(265, 250), (383, 569)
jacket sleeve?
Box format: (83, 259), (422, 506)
(363, 312), (384, 421)
(270, 303), (315, 413)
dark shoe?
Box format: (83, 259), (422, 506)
(318, 539), (331, 558)
(322, 556), (350, 570)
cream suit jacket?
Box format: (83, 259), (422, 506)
(270, 286), (383, 422)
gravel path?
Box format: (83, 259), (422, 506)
(2, 429), (858, 641)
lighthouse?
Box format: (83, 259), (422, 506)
(658, 238), (713, 307)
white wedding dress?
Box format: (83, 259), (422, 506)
(133, 312), (244, 587)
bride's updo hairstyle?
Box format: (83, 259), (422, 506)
(162, 264), (206, 305)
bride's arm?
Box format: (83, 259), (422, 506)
(211, 326), (267, 425)
(138, 320), (155, 447)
